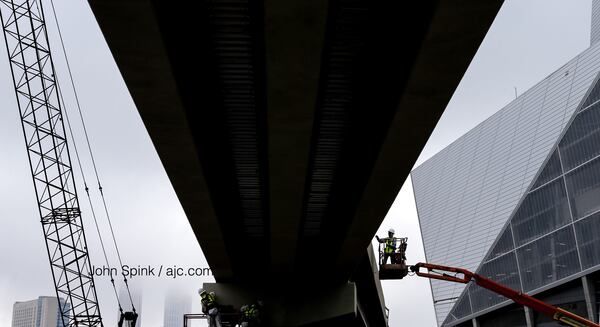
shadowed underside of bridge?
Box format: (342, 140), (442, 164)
(88, 0), (501, 325)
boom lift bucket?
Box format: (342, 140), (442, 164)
(378, 237), (409, 280)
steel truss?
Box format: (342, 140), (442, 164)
(0, 0), (102, 326)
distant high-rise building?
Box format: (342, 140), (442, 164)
(118, 286), (142, 326)
(11, 296), (70, 327)
(163, 291), (191, 327)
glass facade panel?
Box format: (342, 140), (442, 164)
(559, 102), (600, 171)
(517, 227), (580, 292)
(580, 80), (600, 110)
(511, 179), (571, 246)
(469, 252), (520, 312)
(448, 293), (472, 321)
(444, 314), (455, 325)
(565, 157), (600, 220)
(532, 150), (562, 189)
(575, 212), (600, 269)
(479, 307), (527, 327)
(487, 225), (514, 260)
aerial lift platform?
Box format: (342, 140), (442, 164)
(378, 237), (409, 280)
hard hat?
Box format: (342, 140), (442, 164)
(198, 288), (206, 296)
(209, 291), (215, 297)
(388, 228), (395, 234)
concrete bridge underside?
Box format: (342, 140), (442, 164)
(88, 0), (502, 325)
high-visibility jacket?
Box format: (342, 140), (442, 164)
(201, 292), (216, 309)
(243, 304), (259, 320)
(385, 238), (396, 254)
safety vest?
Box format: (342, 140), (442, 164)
(243, 305), (259, 320)
(201, 293), (216, 308)
(385, 238), (396, 254)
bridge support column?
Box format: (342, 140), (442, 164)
(583, 275), (597, 322)
(524, 306), (535, 327)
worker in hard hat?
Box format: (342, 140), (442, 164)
(240, 303), (260, 327)
(199, 289), (222, 327)
(398, 237), (408, 261)
(376, 228), (397, 264)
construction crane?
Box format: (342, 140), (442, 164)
(376, 237), (600, 327)
(0, 1), (137, 326)
(0, 0), (102, 325)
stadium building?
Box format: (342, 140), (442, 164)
(412, 1), (600, 326)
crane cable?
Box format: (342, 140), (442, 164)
(56, 66), (123, 314)
(45, 0), (136, 314)
(38, 0), (123, 314)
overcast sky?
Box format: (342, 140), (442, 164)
(0, 1), (593, 326)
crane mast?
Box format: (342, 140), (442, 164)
(0, 0), (103, 326)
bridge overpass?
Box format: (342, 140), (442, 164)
(88, 0), (502, 325)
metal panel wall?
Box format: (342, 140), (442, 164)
(592, 0), (600, 47)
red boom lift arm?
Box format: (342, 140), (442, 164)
(410, 263), (599, 327)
